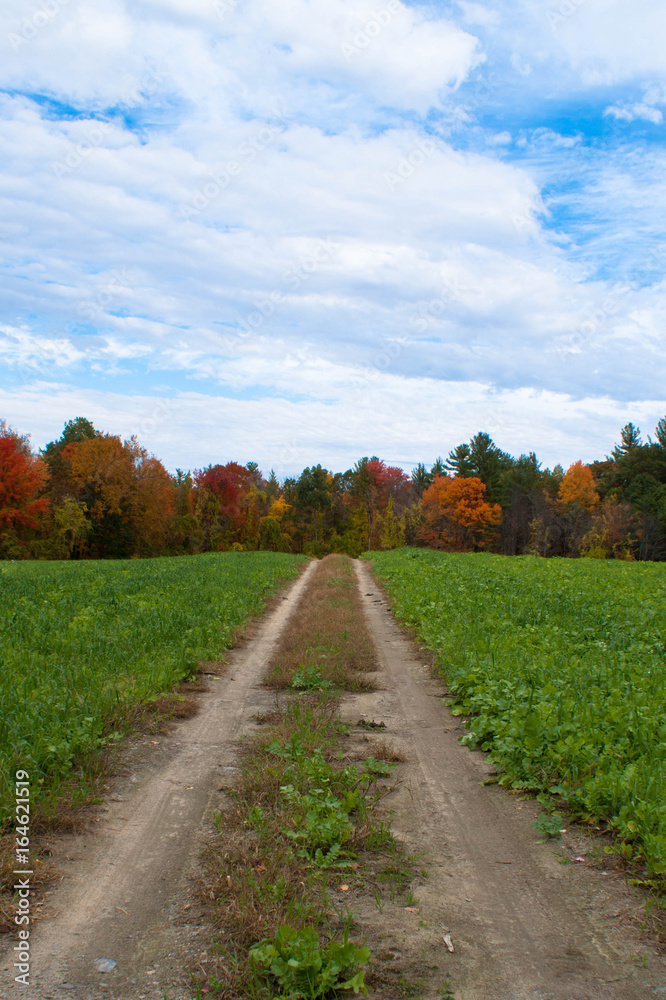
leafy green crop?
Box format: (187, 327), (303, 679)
(264, 739), (393, 868)
(249, 923), (370, 998)
(0, 551), (304, 820)
(368, 549), (666, 876)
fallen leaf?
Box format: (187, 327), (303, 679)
(255, 864), (266, 873)
(351, 862), (360, 870)
(339, 885), (349, 892)
(443, 933), (455, 953)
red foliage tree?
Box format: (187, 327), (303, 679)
(0, 435), (48, 532)
(350, 458), (411, 549)
(194, 462), (255, 540)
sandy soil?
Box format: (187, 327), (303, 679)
(0, 560), (317, 1000)
(350, 559), (666, 1000)
(3, 555), (665, 1000)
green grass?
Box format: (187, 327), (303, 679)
(367, 549), (666, 877)
(0, 552), (305, 821)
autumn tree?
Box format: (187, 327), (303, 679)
(0, 424), (48, 557)
(421, 476), (501, 550)
(42, 417), (100, 503)
(194, 462), (255, 547)
(581, 498), (636, 560)
(558, 461), (599, 510)
(349, 457), (410, 551)
(259, 496), (292, 552)
(65, 434), (173, 557)
(378, 498), (405, 549)
(446, 432), (513, 503)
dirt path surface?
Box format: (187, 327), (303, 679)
(0, 561), (316, 1000)
(352, 559), (666, 1000)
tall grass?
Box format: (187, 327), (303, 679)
(368, 549), (666, 877)
(0, 552), (305, 820)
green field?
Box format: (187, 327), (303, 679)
(368, 549), (666, 877)
(0, 552), (305, 821)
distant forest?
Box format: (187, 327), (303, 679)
(2, 416), (666, 561)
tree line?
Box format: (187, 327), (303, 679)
(1, 416), (666, 561)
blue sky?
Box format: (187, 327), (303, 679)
(1, 0), (665, 474)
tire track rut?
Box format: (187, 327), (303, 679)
(1, 561), (317, 1000)
(353, 558), (665, 1000)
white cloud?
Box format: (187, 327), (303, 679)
(457, 2), (501, 28)
(604, 103), (664, 125)
(1, 377), (664, 476)
(0, 1), (665, 468)
(1, 0), (480, 115)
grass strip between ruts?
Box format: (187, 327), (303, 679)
(196, 556), (422, 1000)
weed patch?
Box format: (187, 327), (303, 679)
(267, 556), (377, 691)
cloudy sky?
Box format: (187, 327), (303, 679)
(1, 0), (665, 475)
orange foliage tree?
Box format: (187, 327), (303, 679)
(421, 475), (501, 550)
(65, 434), (173, 556)
(558, 461), (599, 510)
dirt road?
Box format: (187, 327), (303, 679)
(353, 559), (666, 1000)
(2, 555), (664, 1000)
(1, 561), (317, 1000)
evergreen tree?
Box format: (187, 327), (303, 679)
(612, 423), (642, 460)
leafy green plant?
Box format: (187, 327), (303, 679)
(532, 812), (565, 840)
(368, 548), (666, 879)
(291, 665), (333, 693)
(281, 785), (354, 861)
(249, 923), (369, 998)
